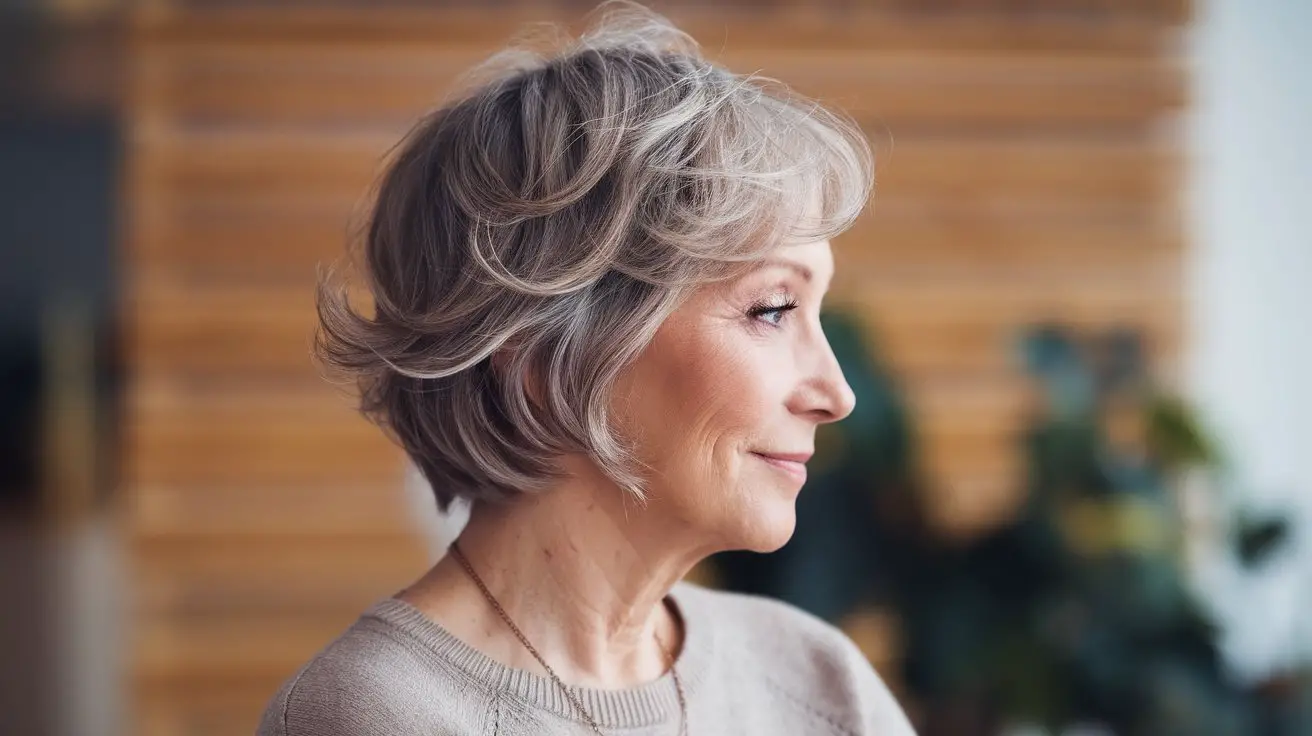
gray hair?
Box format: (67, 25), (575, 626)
(315, 2), (872, 511)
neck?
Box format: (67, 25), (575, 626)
(409, 463), (715, 689)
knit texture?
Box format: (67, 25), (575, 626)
(256, 581), (917, 735)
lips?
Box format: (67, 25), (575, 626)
(752, 451), (813, 464)
(750, 451), (811, 483)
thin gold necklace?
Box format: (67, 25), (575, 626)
(448, 542), (688, 736)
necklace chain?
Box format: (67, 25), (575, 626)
(448, 542), (688, 736)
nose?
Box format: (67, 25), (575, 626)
(789, 327), (856, 424)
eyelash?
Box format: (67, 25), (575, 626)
(747, 296), (799, 328)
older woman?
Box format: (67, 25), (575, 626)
(258, 4), (915, 735)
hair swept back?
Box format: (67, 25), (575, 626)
(315, 1), (872, 510)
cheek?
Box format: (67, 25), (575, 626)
(634, 330), (780, 479)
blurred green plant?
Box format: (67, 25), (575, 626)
(715, 312), (1301, 736)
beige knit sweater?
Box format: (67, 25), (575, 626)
(257, 581), (917, 735)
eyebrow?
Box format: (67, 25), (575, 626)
(757, 258), (814, 283)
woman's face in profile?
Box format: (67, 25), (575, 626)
(612, 238), (856, 553)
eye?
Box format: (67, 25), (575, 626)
(747, 297), (799, 328)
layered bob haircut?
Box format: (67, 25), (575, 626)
(316, 3), (872, 510)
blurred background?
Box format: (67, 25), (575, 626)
(0, 0), (1308, 734)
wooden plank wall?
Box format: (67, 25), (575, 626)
(123, 2), (1188, 733)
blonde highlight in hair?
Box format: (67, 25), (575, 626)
(316, 1), (873, 510)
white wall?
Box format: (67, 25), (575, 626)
(1188, 0), (1312, 682)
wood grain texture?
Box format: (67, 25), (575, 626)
(124, 3), (1186, 732)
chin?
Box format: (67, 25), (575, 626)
(724, 497), (798, 553)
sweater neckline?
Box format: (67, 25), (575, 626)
(365, 581), (712, 730)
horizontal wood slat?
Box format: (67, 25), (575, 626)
(130, 482), (424, 536)
(123, 374), (1042, 516)
(135, 683), (279, 736)
(131, 131), (1175, 207)
(135, 44), (1183, 131)
(132, 612), (376, 683)
(132, 7), (1190, 48)
(124, 398), (398, 488)
(128, 200), (1182, 287)
(132, 532), (427, 620)
(838, 215), (1182, 279)
(124, 279), (1180, 383)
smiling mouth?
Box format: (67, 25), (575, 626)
(750, 452), (808, 483)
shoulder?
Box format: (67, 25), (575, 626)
(674, 582), (917, 735)
(256, 603), (486, 736)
